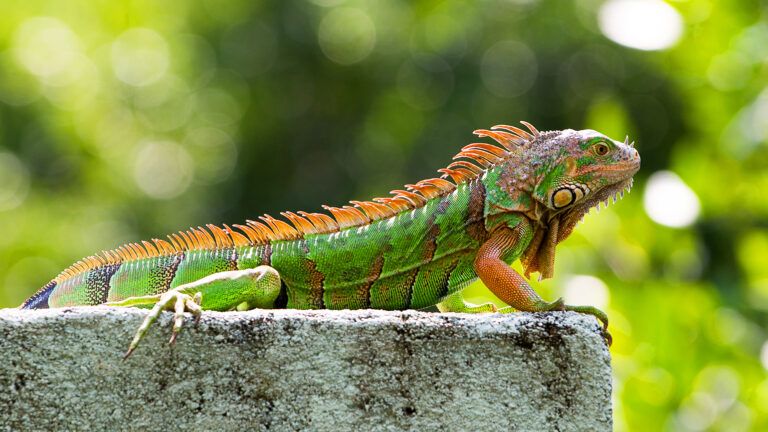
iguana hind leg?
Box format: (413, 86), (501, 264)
(106, 266), (282, 358)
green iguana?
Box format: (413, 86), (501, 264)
(21, 122), (640, 357)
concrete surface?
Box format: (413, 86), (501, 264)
(0, 308), (611, 431)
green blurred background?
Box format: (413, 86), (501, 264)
(0, 0), (765, 429)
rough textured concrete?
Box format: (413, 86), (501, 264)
(0, 308), (611, 431)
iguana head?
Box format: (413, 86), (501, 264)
(531, 128), (640, 220)
(482, 125), (640, 279)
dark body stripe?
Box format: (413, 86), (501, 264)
(466, 177), (487, 242)
(300, 240), (325, 309)
(21, 280), (56, 309)
(270, 239), (325, 309)
(105, 252), (188, 302)
(359, 253), (385, 308)
(408, 192), (450, 308)
(85, 263), (122, 304)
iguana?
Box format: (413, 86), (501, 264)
(20, 122), (640, 357)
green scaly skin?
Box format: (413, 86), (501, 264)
(20, 123), (640, 357)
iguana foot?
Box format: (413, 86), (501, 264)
(542, 299), (611, 345)
(563, 304), (612, 346)
(497, 300), (611, 344)
(121, 289), (203, 359)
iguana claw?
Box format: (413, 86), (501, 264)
(562, 304), (612, 346)
(122, 289), (202, 360)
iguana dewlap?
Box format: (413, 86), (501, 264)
(21, 122), (640, 356)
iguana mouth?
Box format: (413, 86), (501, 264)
(579, 177), (635, 215)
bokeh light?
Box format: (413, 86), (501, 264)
(739, 88), (768, 148)
(0, 152), (30, 212)
(563, 275), (610, 309)
(643, 171), (700, 228)
(184, 127), (238, 184)
(480, 40), (537, 97)
(761, 341), (768, 370)
(111, 28), (170, 87)
(707, 52), (752, 92)
(13, 17), (82, 83)
(318, 8), (376, 65)
(599, 0), (683, 51)
(133, 141), (194, 200)
(397, 54), (454, 111)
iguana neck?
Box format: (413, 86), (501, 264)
(481, 157), (566, 281)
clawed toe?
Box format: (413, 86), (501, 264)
(123, 290), (202, 360)
(602, 330), (613, 346)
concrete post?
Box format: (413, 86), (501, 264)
(0, 308), (611, 431)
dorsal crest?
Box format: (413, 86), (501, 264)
(56, 122), (540, 281)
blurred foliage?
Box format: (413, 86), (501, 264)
(0, 0), (766, 430)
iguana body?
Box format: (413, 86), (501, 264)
(21, 122), (640, 355)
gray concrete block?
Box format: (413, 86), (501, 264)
(0, 308), (611, 431)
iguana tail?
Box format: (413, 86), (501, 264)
(20, 280), (57, 309)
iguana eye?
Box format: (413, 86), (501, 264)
(594, 143), (610, 156)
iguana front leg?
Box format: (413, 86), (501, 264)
(474, 226), (612, 345)
(106, 266), (282, 358)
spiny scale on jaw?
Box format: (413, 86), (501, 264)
(586, 178), (634, 218)
(54, 122), (544, 282)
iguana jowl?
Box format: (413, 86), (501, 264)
(21, 122), (640, 356)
